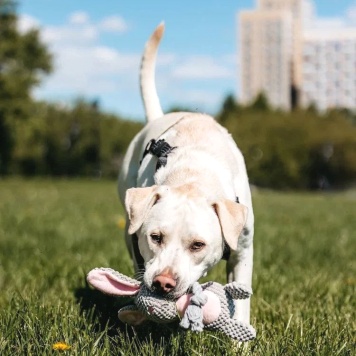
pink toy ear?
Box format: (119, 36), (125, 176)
(176, 291), (221, 324)
(201, 291), (221, 324)
(87, 268), (140, 296)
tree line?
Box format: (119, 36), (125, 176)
(218, 95), (356, 190)
(1, 1), (355, 189)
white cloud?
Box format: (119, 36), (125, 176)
(39, 42), (140, 95)
(156, 53), (176, 66)
(303, 4), (356, 42)
(42, 24), (98, 44)
(40, 11), (129, 45)
(172, 55), (234, 80)
(40, 11), (128, 46)
(222, 54), (238, 66)
(17, 12), (137, 99)
(311, 17), (347, 30)
(68, 11), (90, 25)
(176, 90), (221, 106)
(346, 4), (356, 23)
(98, 15), (128, 33)
(307, 1), (356, 31)
(18, 14), (40, 33)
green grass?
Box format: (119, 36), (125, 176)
(0, 179), (355, 355)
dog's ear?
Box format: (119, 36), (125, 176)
(125, 185), (161, 234)
(213, 200), (248, 251)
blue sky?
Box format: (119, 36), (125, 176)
(18, 0), (356, 120)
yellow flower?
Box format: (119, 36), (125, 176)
(52, 342), (71, 351)
(117, 215), (126, 230)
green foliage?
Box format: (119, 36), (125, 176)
(218, 94), (241, 124)
(166, 104), (197, 113)
(250, 92), (270, 111)
(11, 100), (143, 177)
(218, 95), (356, 189)
(5, 91), (356, 188)
(0, 0), (52, 174)
(0, 179), (354, 354)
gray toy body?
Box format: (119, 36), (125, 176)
(87, 268), (256, 341)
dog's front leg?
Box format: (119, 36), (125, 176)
(226, 227), (254, 324)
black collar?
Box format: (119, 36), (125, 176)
(140, 139), (176, 171)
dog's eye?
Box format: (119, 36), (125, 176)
(190, 241), (206, 252)
(150, 233), (163, 245)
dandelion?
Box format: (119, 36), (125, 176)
(117, 215), (126, 230)
(52, 342), (71, 351)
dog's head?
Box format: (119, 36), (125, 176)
(125, 185), (247, 298)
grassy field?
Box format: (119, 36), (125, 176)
(0, 179), (354, 355)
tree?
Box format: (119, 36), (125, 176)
(217, 94), (240, 123)
(250, 92), (270, 111)
(0, 0), (52, 174)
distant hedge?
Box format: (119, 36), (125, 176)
(10, 100), (143, 178)
(2, 95), (356, 190)
(218, 95), (356, 190)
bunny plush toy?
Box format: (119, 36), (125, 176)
(87, 268), (256, 341)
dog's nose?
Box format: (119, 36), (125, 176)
(152, 272), (176, 294)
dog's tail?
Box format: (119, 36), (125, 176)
(140, 22), (164, 123)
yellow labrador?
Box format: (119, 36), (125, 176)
(118, 23), (254, 323)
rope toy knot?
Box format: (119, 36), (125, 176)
(179, 282), (207, 332)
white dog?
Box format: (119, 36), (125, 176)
(118, 23), (254, 323)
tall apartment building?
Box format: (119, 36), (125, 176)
(257, 0), (314, 90)
(301, 29), (356, 111)
(239, 10), (293, 110)
(239, 0), (356, 111)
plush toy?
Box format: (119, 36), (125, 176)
(87, 268), (256, 341)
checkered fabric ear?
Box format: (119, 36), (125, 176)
(202, 282), (256, 341)
(225, 320), (256, 341)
